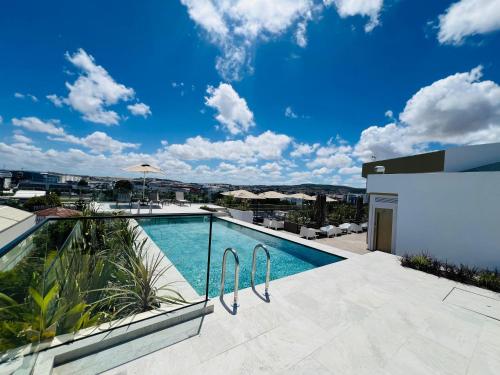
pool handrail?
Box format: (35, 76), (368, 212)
(251, 244), (271, 300)
(220, 247), (240, 313)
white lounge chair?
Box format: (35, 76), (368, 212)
(339, 223), (350, 233)
(299, 226), (317, 240)
(270, 220), (284, 230)
(263, 218), (271, 228)
(175, 191), (191, 206)
(361, 222), (368, 231)
(320, 225), (342, 237)
(348, 223), (363, 233)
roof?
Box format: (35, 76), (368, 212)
(12, 190), (46, 199)
(35, 207), (81, 218)
(362, 150), (445, 178)
(0, 205), (34, 233)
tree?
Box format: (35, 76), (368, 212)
(114, 180), (133, 192)
(77, 179), (88, 187)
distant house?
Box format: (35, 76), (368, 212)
(362, 142), (500, 269)
(0, 205), (36, 250)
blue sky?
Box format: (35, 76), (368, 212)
(1, 0), (500, 187)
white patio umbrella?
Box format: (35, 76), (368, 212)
(221, 190), (264, 199)
(258, 191), (287, 199)
(287, 193), (316, 201)
(123, 163), (163, 199)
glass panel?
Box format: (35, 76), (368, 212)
(0, 214), (211, 368)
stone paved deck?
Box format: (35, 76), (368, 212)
(99, 251), (500, 375)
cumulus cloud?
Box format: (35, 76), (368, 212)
(167, 130), (291, 162)
(12, 117), (65, 136)
(127, 102), (152, 118)
(325, 0), (384, 32)
(12, 134), (33, 143)
(50, 131), (139, 154)
(47, 49), (148, 126)
(205, 83), (254, 134)
(46, 94), (64, 107)
(354, 66), (500, 161)
(438, 0), (500, 45)
(181, 0), (383, 80)
(290, 142), (319, 157)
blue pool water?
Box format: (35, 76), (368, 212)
(138, 216), (343, 297)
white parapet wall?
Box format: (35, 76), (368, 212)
(367, 171), (500, 269)
(227, 208), (254, 223)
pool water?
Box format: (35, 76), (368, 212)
(138, 216), (343, 297)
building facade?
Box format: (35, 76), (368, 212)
(363, 143), (500, 269)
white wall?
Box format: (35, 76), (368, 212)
(367, 172), (500, 269)
(227, 208), (254, 223)
(444, 143), (500, 172)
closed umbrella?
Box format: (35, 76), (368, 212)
(123, 163), (163, 199)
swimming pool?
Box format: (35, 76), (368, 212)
(138, 216), (343, 297)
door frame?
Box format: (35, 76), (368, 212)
(368, 194), (398, 253)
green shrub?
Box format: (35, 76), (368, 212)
(401, 253), (500, 293)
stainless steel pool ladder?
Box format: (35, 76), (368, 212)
(220, 247), (240, 312)
(251, 244), (271, 300)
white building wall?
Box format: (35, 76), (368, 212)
(367, 172), (500, 269)
(444, 143), (500, 172)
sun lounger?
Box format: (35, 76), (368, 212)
(269, 220), (284, 230)
(263, 218), (271, 228)
(299, 226), (317, 239)
(320, 225), (342, 237)
(348, 223), (363, 233)
(175, 191), (191, 206)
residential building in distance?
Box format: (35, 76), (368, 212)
(363, 142), (500, 269)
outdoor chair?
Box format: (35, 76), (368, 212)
(148, 190), (162, 208)
(269, 220), (284, 230)
(348, 223), (363, 233)
(115, 192), (132, 210)
(175, 191), (191, 206)
(299, 226), (317, 240)
(320, 225), (342, 237)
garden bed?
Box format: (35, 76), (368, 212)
(401, 253), (500, 293)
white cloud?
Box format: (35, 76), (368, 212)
(354, 66), (500, 161)
(48, 49), (144, 125)
(205, 83), (254, 134)
(285, 106), (298, 118)
(12, 117), (65, 136)
(14, 92), (38, 102)
(307, 153), (353, 169)
(127, 102), (152, 118)
(181, 0), (382, 80)
(324, 0), (384, 32)
(339, 166), (362, 174)
(12, 134), (33, 143)
(0, 116), (3, 124)
(438, 0), (500, 45)
(50, 131), (139, 154)
(290, 142), (319, 157)
(46, 94), (64, 107)
(167, 130), (291, 162)
(384, 109), (393, 119)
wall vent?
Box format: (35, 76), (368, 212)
(374, 197), (398, 204)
